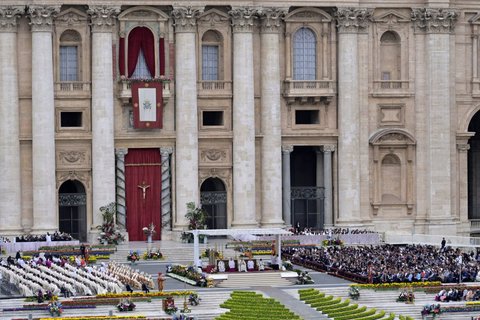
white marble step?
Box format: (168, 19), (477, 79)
(216, 272), (293, 288)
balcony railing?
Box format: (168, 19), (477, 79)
(372, 80), (411, 97)
(283, 80), (336, 104)
(198, 80), (232, 97)
(118, 78), (171, 104)
(54, 82), (91, 97)
(471, 219), (480, 231)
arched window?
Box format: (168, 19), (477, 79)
(59, 30), (81, 81)
(201, 30), (223, 81)
(127, 27), (155, 79)
(381, 154), (402, 203)
(380, 31), (401, 81)
(293, 27), (316, 80)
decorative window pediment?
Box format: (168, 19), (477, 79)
(198, 9), (229, 27)
(56, 8), (88, 26)
(374, 10), (410, 24)
(369, 128), (416, 146)
(284, 8), (332, 22)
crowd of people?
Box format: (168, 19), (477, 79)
(14, 231), (74, 242)
(283, 244), (480, 284)
(291, 226), (377, 236)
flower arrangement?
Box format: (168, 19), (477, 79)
(397, 289), (415, 303)
(117, 298), (136, 312)
(181, 202), (207, 243)
(96, 203), (125, 245)
(354, 281), (442, 290)
(96, 290), (194, 299)
(142, 223), (156, 237)
(421, 304), (441, 318)
(164, 297), (178, 315)
(142, 248), (163, 260)
(322, 238), (344, 246)
(120, 75), (170, 82)
(127, 250), (140, 263)
(168, 264), (208, 287)
(296, 270), (314, 285)
(348, 286), (360, 300)
(48, 301), (63, 316)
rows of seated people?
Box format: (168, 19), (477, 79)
(291, 227), (377, 236)
(435, 288), (480, 302)
(0, 255), (151, 297)
(14, 231), (74, 242)
(283, 244), (480, 284)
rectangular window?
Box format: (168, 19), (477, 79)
(203, 111), (223, 126)
(295, 110), (319, 125)
(382, 72), (391, 81)
(60, 112), (82, 127)
(202, 45), (218, 81)
(60, 46), (78, 81)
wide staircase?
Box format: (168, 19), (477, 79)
(285, 286), (478, 320)
(217, 272), (294, 288)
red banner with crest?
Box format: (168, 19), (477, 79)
(131, 81), (163, 129)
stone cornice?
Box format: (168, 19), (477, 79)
(171, 6), (203, 33)
(0, 6), (24, 33)
(87, 5), (120, 33)
(27, 5), (59, 32)
(335, 7), (373, 33)
(411, 8), (457, 34)
(229, 7), (257, 33)
(258, 7), (288, 34)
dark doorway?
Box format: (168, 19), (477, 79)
(58, 180), (87, 242)
(200, 178), (227, 229)
(290, 146), (324, 230)
(469, 112), (480, 220)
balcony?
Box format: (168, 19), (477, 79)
(283, 80), (336, 104)
(198, 81), (232, 98)
(371, 80), (412, 97)
(118, 78), (171, 104)
(54, 81), (91, 98)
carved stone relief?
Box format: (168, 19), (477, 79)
(56, 170), (91, 189)
(57, 149), (90, 168)
(200, 149), (227, 162)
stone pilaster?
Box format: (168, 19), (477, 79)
(282, 145), (294, 226)
(28, 5), (60, 232)
(412, 8), (457, 226)
(171, 6), (202, 228)
(334, 8), (372, 223)
(115, 148), (128, 230)
(323, 145), (335, 227)
(160, 147), (174, 232)
(88, 5), (120, 227)
(259, 8), (287, 227)
(229, 7), (257, 228)
(0, 6), (23, 233)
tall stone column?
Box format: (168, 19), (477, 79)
(28, 6), (60, 232)
(115, 148), (128, 230)
(259, 8), (287, 227)
(412, 8), (457, 228)
(88, 6), (120, 227)
(323, 145), (335, 227)
(282, 145), (293, 226)
(334, 8), (372, 223)
(171, 7), (202, 228)
(0, 6), (23, 233)
(160, 147), (174, 233)
(229, 7), (257, 228)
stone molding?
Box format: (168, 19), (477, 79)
(411, 8), (457, 33)
(87, 5), (120, 33)
(0, 6), (23, 33)
(28, 5), (60, 32)
(59, 150), (86, 163)
(229, 7), (257, 33)
(56, 170), (90, 189)
(322, 144), (336, 153)
(171, 6), (203, 33)
(335, 7), (373, 33)
(258, 7), (288, 33)
(282, 145), (294, 153)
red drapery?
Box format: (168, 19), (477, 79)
(159, 38), (165, 76)
(119, 37), (125, 76)
(125, 149), (161, 241)
(128, 27), (155, 78)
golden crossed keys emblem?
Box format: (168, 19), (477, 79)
(137, 181), (150, 200)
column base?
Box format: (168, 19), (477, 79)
(260, 219), (285, 228)
(230, 221), (260, 229)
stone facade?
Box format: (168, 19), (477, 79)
(2, 1), (480, 240)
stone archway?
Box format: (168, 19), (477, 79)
(200, 178), (227, 229)
(58, 180), (87, 242)
(468, 111), (480, 220)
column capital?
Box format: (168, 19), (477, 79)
(258, 7), (288, 34)
(115, 148), (128, 158)
(411, 8), (457, 34)
(335, 7), (373, 34)
(87, 5), (120, 33)
(160, 146), (174, 157)
(282, 145), (294, 153)
(27, 5), (60, 32)
(229, 7), (257, 33)
(457, 143), (470, 152)
(0, 6), (23, 33)
(171, 6), (203, 33)
(322, 144), (336, 153)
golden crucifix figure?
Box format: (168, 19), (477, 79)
(137, 181), (150, 200)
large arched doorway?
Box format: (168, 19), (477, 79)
(58, 180), (87, 242)
(200, 178), (227, 229)
(290, 146), (324, 230)
(469, 112), (480, 221)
